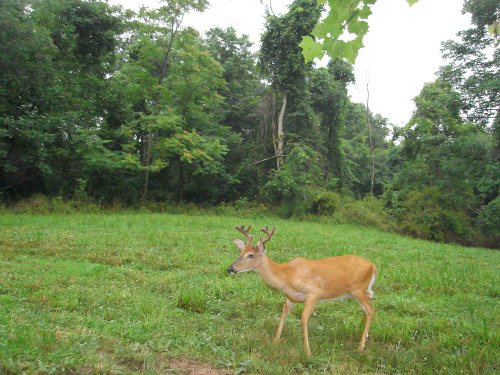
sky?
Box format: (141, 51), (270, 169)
(110, 0), (472, 126)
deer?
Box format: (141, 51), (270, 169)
(227, 225), (377, 356)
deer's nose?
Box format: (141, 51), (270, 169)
(227, 265), (235, 274)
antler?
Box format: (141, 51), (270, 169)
(235, 225), (253, 246)
(259, 226), (276, 246)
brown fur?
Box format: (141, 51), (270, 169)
(229, 227), (377, 356)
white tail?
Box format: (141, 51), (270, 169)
(227, 225), (377, 356)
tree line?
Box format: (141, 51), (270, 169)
(1, 0), (498, 247)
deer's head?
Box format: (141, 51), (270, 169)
(227, 225), (275, 274)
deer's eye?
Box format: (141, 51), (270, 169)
(247, 254), (254, 259)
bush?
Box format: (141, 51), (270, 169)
(336, 196), (389, 230)
(212, 199), (270, 218)
(261, 143), (323, 217)
(477, 197), (500, 246)
(395, 188), (474, 244)
(7, 195), (105, 214)
(9, 195), (74, 214)
(309, 191), (341, 215)
(478, 197), (500, 235)
(262, 143), (322, 202)
(262, 167), (303, 204)
(305, 192), (389, 229)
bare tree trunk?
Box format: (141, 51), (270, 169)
(366, 82), (375, 196)
(276, 93), (287, 170)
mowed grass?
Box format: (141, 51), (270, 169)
(0, 212), (498, 374)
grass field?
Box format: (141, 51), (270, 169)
(0, 212), (498, 374)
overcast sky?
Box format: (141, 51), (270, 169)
(110, 0), (471, 126)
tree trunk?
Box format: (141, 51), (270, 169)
(276, 93), (287, 170)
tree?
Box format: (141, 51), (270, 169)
(132, 0), (208, 199)
(439, 0), (500, 127)
(204, 27), (265, 200)
(0, 0), (123, 200)
(204, 27), (262, 134)
(395, 81), (465, 189)
(0, 0), (56, 198)
(309, 60), (354, 185)
(340, 102), (390, 197)
(162, 29), (235, 201)
(258, 0), (321, 169)
(117, 24), (235, 202)
(387, 80), (497, 244)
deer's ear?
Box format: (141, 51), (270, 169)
(233, 239), (246, 251)
(256, 241), (265, 254)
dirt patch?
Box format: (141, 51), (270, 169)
(121, 358), (145, 371)
(163, 357), (230, 375)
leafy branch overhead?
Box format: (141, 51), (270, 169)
(300, 0), (419, 63)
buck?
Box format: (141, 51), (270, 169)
(227, 225), (377, 356)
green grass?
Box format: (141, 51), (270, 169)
(0, 212), (498, 374)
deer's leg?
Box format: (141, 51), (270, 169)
(352, 290), (374, 351)
(301, 296), (319, 356)
(274, 298), (294, 342)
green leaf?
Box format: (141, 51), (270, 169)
(299, 36), (324, 63)
(324, 6), (339, 25)
(337, 3), (350, 20)
(344, 41), (361, 64)
(350, 35), (365, 51)
(312, 22), (327, 38)
(314, 19), (343, 39)
(347, 20), (369, 36)
(407, 0), (419, 5)
(325, 40), (347, 60)
(358, 5), (372, 19)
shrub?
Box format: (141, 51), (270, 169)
(309, 191), (341, 215)
(395, 188), (474, 244)
(477, 197), (500, 246)
(234, 197), (250, 210)
(262, 167), (302, 204)
(261, 143), (323, 217)
(478, 197), (500, 235)
(9, 195), (74, 214)
(262, 143), (323, 203)
(336, 196), (389, 230)
(212, 199), (270, 218)
(6, 195), (108, 214)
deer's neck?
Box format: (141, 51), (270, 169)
(255, 255), (287, 291)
